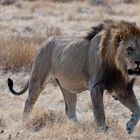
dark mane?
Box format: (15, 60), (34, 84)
(84, 20), (114, 40)
(84, 23), (104, 40)
(84, 20), (140, 41)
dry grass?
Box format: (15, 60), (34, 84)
(0, 71), (140, 140)
(0, 36), (36, 72)
(0, 0), (140, 140)
(0, 26), (62, 72)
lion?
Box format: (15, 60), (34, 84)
(7, 20), (140, 134)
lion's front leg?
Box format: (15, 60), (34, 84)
(117, 89), (140, 134)
(90, 86), (107, 130)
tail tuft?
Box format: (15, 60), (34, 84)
(7, 78), (28, 96)
(7, 78), (13, 90)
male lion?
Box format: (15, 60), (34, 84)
(8, 20), (140, 134)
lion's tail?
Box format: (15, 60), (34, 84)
(7, 78), (29, 96)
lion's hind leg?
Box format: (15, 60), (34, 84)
(23, 76), (50, 122)
(23, 82), (44, 121)
(57, 81), (78, 122)
(23, 48), (52, 122)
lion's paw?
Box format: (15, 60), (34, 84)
(100, 125), (108, 132)
(126, 113), (139, 134)
(96, 124), (108, 132)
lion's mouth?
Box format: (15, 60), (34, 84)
(128, 67), (140, 76)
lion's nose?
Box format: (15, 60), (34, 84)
(135, 61), (140, 65)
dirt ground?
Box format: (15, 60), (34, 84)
(0, 0), (140, 140)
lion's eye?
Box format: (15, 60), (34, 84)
(127, 47), (134, 55)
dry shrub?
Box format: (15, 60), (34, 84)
(31, 110), (57, 131)
(0, 36), (36, 72)
(0, 25), (62, 72)
(26, 110), (65, 132)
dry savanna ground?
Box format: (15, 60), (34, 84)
(0, 0), (140, 140)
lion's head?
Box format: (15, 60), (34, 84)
(98, 20), (140, 81)
(116, 35), (140, 79)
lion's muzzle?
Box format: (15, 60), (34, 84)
(128, 61), (140, 76)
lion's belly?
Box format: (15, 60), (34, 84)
(55, 74), (88, 93)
